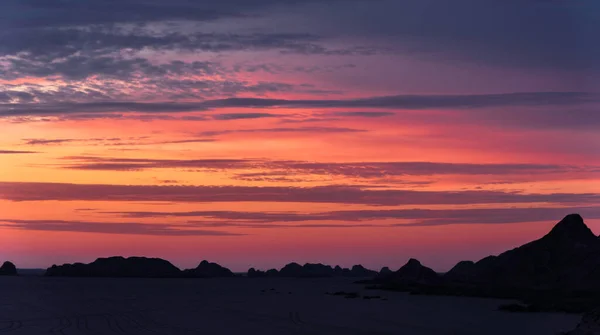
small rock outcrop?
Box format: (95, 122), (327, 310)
(0, 261), (17, 276)
(45, 256), (182, 278)
(183, 260), (235, 278)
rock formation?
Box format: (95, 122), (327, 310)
(443, 214), (600, 290)
(369, 214), (600, 313)
(0, 261), (17, 276)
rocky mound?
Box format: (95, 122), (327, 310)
(45, 256), (182, 278)
(0, 261), (17, 276)
(183, 260), (235, 278)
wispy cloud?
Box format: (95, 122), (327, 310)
(0, 149), (38, 154)
(21, 137), (215, 147)
(106, 206), (600, 224)
(55, 156), (600, 180)
(1, 181), (598, 206)
(197, 126), (366, 137)
(331, 111), (395, 118)
(0, 219), (244, 236)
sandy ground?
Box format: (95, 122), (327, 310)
(0, 276), (580, 335)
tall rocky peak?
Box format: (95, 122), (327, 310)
(546, 214), (597, 244)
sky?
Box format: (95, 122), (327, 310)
(1, 0), (600, 272)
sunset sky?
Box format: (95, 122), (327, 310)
(1, 0), (599, 272)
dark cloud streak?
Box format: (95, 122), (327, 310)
(0, 219), (244, 236)
(55, 156), (600, 180)
(1, 181), (598, 206)
(108, 206), (600, 227)
(1, 92), (595, 117)
(0, 150), (39, 154)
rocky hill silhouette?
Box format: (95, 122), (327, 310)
(369, 214), (600, 313)
(182, 260), (235, 278)
(445, 214), (600, 290)
(0, 261), (17, 276)
(44, 257), (239, 278)
(247, 263), (378, 278)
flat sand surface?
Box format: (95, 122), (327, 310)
(0, 277), (580, 334)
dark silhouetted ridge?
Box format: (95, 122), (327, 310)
(430, 214), (600, 289)
(0, 261), (17, 276)
(365, 214), (600, 313)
